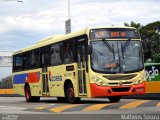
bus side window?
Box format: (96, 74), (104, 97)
(23, 52), (31, 70)
(63, 40), (74, 64)
(31, 51), (36, 67)
(31, 49), (40, 68)
(41, 47), (50, 67)
(13, 55), (23, 72)
(50, 43), (63, 66)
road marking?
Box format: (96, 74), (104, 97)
(50, 104), (55, 106)
(156, 102), (160, 107)
(0, 106), (26, 110)
(0, 106), (6, 108)
(7, 107), (26, 109)
(34, 106), (46, 110)
(50, 104), (81, 113)
(83, 104), (114, 111)
(120, 100), (149, 109)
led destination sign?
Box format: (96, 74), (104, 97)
(90, 28), (140, 39)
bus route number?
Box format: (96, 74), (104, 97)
(111, 32), (126, 37)
(95, 31), (105, 38)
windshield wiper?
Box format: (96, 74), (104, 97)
(122, 38), (131, 53)
(102, 39), (114, 53)
(121, 38), (131, 59)
(102, 39), (115, 59)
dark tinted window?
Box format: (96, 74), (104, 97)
(41, 46), (50, 67)
(23, 52), (31, 70)
(31, 49), (40, 68)
(13, 55), (23, 72)
(63, 40), (75, 64)
(13, 49), (40, 72)
(50, 43), (63, 66)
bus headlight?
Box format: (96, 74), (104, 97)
(91, 75), (107, 86)
(134, 75), (144, 85)
(96, 77), (104, 86)
(134, 80), (142, 84)
(134, 75), (145, 84)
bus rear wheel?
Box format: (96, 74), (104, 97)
(25, 84), (40, 102)
(65, 83), (80, 104)
(108, 96), (121, 103)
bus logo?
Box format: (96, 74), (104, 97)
(145, 66), (159, 81)
(119, 81), (123, 86)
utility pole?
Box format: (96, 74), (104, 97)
(68, 0), (71, 20)
(2, 0), (23, 2)
(17, 1), (23, 3)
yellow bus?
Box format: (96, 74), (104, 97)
(12, 26), (146, 103)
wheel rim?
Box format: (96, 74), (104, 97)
(25, 88), (30, 100)
(69, 88), (74, 99)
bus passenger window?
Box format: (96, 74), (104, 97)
(23, 52), (31, 70)
(13, 55), (23, 71)
(41, 47), (50, 67)
(50, 43), (62, 66)
(63, 41), (74, 64)
(31, 51), (36, 66)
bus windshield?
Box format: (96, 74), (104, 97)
(91, 40), (143, 73)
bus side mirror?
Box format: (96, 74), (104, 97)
(88, 45), (92, 54)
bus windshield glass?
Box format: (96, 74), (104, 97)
(90, 40), (143, 73)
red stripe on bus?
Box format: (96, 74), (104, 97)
(26, 72), (40, 83)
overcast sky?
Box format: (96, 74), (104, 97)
(0, 0), (160, 80)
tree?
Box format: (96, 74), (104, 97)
(124, 21), (160, 62)
(140, 21), (160, 62)
(0, 75), (12, 89)
(124, 21), (142, 30)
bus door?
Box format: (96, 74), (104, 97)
(77, 39), (88, 95)
(41, 48), (49, 95)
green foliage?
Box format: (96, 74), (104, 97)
(124, 21), (141, 30)
(124, 21), (160, 63)
(0, 75), (12, 89)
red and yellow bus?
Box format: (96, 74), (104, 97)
(12, 26), (146, 103)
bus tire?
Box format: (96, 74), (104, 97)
(108, 96), (121, 103)
(65, 82), (80, 104)
(57, 97), (66, 103)
(25, 84), (40, 102)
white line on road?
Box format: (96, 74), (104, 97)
(0, 106), (26, 110)
(50, 104), (55, 106)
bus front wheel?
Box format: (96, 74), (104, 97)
(65, 82), (80, 104)
(108, 96), (121, 103)
(25, 84), (40, 102)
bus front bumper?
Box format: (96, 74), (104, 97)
(90, 82), (146, 98)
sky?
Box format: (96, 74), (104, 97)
(0, 0), (160, 80)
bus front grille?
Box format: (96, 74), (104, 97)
(108, 82), (132, 86)
(103, 74), (137, 80)
(111, 87), (130, 92)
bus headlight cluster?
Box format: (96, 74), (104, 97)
(134, 75), (144, 84)
(96, 77), (104, 86)
(134, 80), (141, 84)
(91, 75), (108, 86)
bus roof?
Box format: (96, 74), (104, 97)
(13, 26), (137, 55)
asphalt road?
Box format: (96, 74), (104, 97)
(0, 97), (160, 120)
